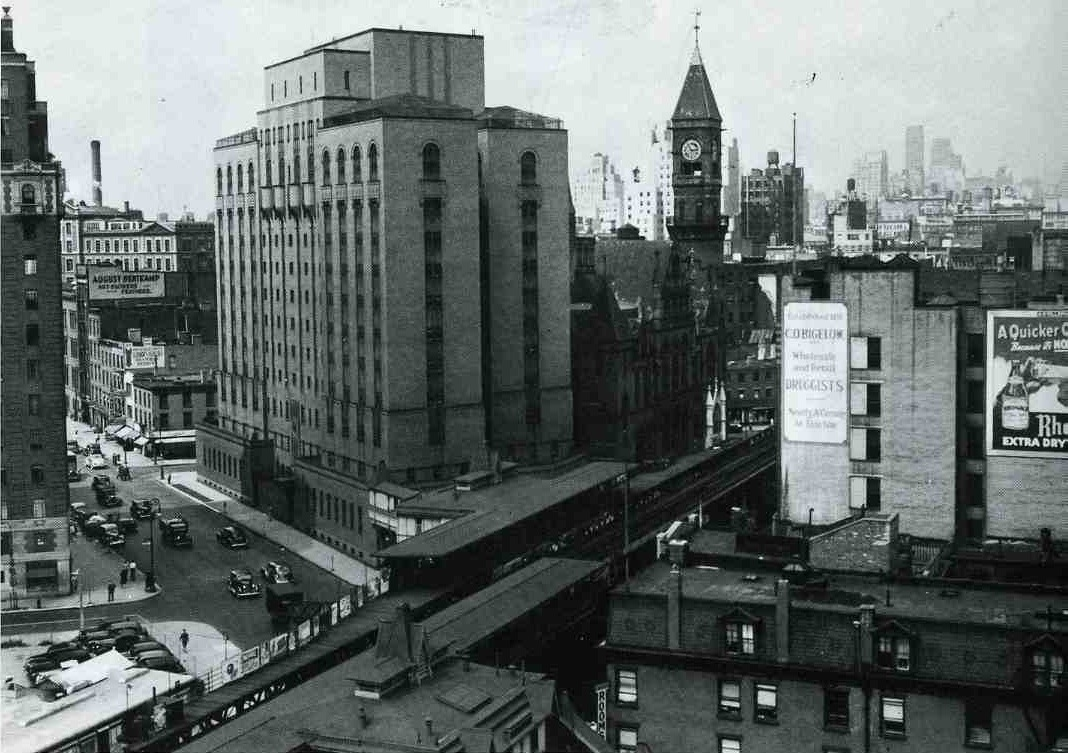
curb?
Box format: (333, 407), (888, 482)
(1, 584), (164, 614)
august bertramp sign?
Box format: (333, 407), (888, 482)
(986, 309), (1068, 458)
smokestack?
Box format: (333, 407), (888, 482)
(2, 8), (14, 53)
(91, 140), (103, 206)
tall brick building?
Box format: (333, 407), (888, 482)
(780, 257), (1067, 540)
(1, 8), (71, 597)
(202, 28), (572, 558)
(603, 542), (1067, 753)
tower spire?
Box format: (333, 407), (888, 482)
(691, 9), (702, 65)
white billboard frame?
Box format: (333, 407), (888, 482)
(781, 301), (850, 445)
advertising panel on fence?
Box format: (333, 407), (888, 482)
(986, 309), (1068, 458)
(782, 302), (849, 444)
(339, 595), (352, 619)
(128, 345), (164, 368)
(240, 646), (261, 675)
(331, 602), (340, 625)
(87, 269), (165, 300)
(298, 620), (312, 644)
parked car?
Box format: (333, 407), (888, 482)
(228, 568), (262, 598)
(82, 514), (108, 539)
(216, 526), (249, 550)
(24, 645), (91, 679)
(69, 502), (89, 524)
(260, 560), (293, 584)
(116, 464), (131, 481)
(104, 620), (146, 636)
(159, 514), (193, 548)
(127, 641), (167, 657)
(136, 649), (184, 673)
(67, 439), (80, 452)
(110, 631), (143, 653)
(85, 454), (108, 471)
(112, 516), (138, 534)
(91, 475), (114, 493)
(85, 638), (117, 655)
(67, 467), (81, 482)
(130, 498), (159, 520)
(76, 629), (111, 646)
(98, 492), (123, 508)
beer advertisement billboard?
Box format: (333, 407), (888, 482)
(986, 309), (1068, 458)
(87, 269), (165, 300)
(782, 302), (849, 444)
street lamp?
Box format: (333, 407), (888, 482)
(142, 499), (162, 592)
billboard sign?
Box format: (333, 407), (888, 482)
(128, 345), (164, 368)
(986, 309), (1068, 458)
(87, 269), (165, 300)
(782, 302), (849, 444)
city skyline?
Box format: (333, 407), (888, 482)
(15, 0), (1068, 217)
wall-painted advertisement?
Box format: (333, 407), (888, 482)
(87, 269), (165, 300)
(986, 309), (1068, 458)
(128, 345), (164, 368)
(782, 302), (849, 444)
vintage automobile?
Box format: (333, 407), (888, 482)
(130, 498), (159, 520)
(216, 526), (249, 550)
(260, 560), (293, 584)
(228, 568), (262, 599)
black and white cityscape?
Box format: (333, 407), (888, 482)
(2, 2), (1066, 752)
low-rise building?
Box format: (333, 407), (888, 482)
(130, 370), (217, 459)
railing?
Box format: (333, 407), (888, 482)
(215, 129), (258, 149)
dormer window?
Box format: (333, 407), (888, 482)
(721, 608), (760, 656)
(877, 635), (911, 671)
(1031, 644), (1064, 690)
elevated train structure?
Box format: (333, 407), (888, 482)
(125, 431), (776, 753)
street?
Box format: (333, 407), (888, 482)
(3, 461), (349, 650)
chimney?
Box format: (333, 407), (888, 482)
(91, 141), (103, 206)
(667, 563), (682, 650)
(775, 579), (790, 663)
(667, 539), (688, 567)
(124, 200), (130, 213)
(359, 706), (369, 728)
(1, 7), (13, 53)
(424, 717), (434, 743)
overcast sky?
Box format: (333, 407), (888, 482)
(15, 0), (1067, 218)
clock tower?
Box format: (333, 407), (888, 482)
(667, 36), (726, 268)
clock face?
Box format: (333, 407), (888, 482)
(681, 139), (702, 162)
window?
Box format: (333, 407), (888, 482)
(725, 620), (755, 655)
(754, 683), (777, 723)
(718, 737), (741, 753)
(617, 727), (637, 753)
(336, 147), (346, 183)
(31, 465), (44, 483)
(24, 288), (38, 309)
(343, 70), (350, 90)
(21, 183), (36, 205)
(352, 146), (362, 182)
(824, 687), (850, 729)
(850, 427), (881, 461)
(966, 380), (984, 413)
(849, 382), (881, 416)
(880, 695), (905, 738)
(850, 336), (882, 369)
(966, 333), (984, 367)
(368, 143), (378, 181)
(876, 635), (911, 671)
(615, 668), (637, 705)
(23, 254), (38, 275)
(422, 143), (441, 180)
(520, 150), (537, 185)
(718, 678), (741, 717)
(26, 360), (38, 380)
(27, 394), (41, 416)
(1031, 646), (1064, 690)
(849, 476), (881, 511)
(26, 323), (40, 346)
(964, 701), (992, 748)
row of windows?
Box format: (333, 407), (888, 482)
(312, 488), (364, 534)
(616, 678), (1002, 752)
(84, 238), (170, 253)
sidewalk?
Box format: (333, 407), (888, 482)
(162, 471), (380, 589)
(1, 581), (162, 614)
(67, 417), (193, 470)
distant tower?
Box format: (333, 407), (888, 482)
(905, 125), (924, 194)
(667, 15), (726, 267)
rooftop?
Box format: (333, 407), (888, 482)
(476, 106), (563, 131)
(622, 559), (1068, 631)
(321, 93), (473, 129)
(380, 461), (623, 559)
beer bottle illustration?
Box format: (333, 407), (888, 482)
(1000, 360), (1030, 431)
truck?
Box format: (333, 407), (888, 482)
(158, 514), (193, 548)
(265, 582), (304, 624)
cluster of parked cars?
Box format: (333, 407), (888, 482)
(22, 618), (183, 684)
(69, 502), (137, 549)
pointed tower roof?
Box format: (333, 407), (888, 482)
(673, 45), (721, 121)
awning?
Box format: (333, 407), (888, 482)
(103, 423), (123, 436)
(115, 425), (140, 440)
(133, 436), (150, 447)
(155, 437), (197, 445)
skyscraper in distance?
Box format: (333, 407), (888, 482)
(905, 125), (924, 195)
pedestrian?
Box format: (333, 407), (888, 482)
(168, 473), (172, 485)
(179, 629), (189, 652)
(128, 560), (137, 582)
(107, 582), (116, 602)
(119, 568), (128, 587)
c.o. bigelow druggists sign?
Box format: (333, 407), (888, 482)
(87, 270), (165, 300)
(781, 302), (849, 444)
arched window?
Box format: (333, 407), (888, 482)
(278, 155), (286, 185)
(216, 168), (223, 196)
(237, 164), (244, 193)
(248, 162), (254, 188)
(352, 146), (362, 183)
(368, 143), (378, 182)
(293, 152), (301, 184)
(265, 157), (272, 185)
(336, 148), (346, 183)
(422, 143), (440, 180)
(520, 151), (537, 185)
(226, 165), (233, 194)
(321, 149), (331, 186)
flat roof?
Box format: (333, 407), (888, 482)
(621, 560), (1068, 630)
(3, 665), (191, 753)
(379, 461), (623, 559)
